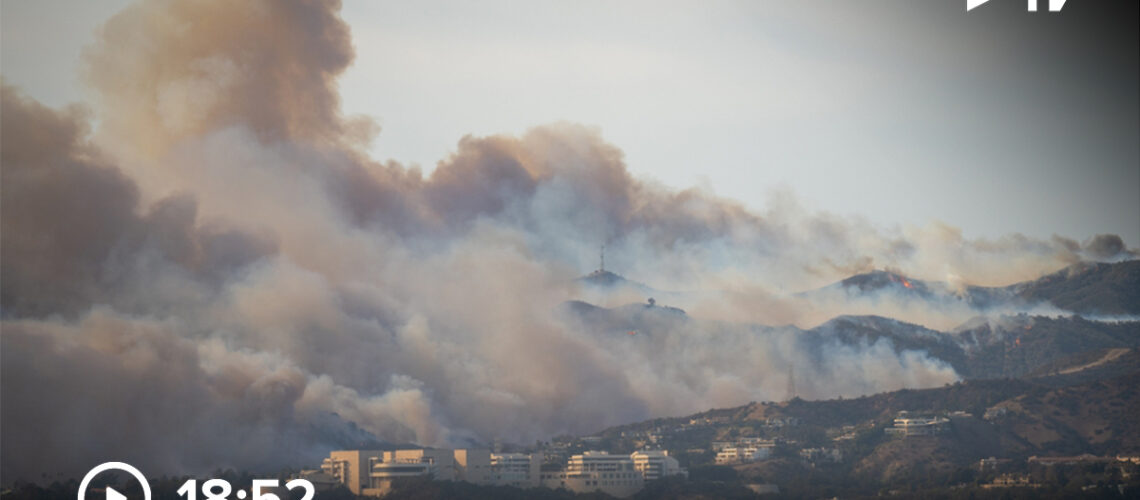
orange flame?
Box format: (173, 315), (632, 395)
(889, 273), (915, 289)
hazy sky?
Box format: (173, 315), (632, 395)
(3, 0), (1137, 245)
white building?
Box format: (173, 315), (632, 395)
(321, 450), (383, 495)
(738, 437), (776, 447)
(715, 446), (770, 464)
(454, 449), (495, 484)
(490, 453), (541, 487)
(323, 449), (543, 496)
(325, 448), (677, 497)
(541, 451), (644, 498)
(366, 449), (457, 496)
(885, 412), (949, 437)
(631, 450), (687, 481)
(581, 436), (604, 446)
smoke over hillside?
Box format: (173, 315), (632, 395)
(0, 0), (1133, 481)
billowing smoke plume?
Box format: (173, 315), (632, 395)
(0, 0), (1131, 481)
(1083, 233), (1133, 260)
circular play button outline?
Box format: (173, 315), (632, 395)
(78, 462), (151, 500)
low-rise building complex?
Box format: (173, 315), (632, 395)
(322, 448), (685, 497)
(885, 411), (949, 437)
(716, 446), (771, 464)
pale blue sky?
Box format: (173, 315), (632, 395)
(3, 0), (1136, 246)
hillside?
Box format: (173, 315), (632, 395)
(561, 296), (1140, 386)
(542, 260), (1140, 497)
(953, 315), (1140, 379)
(805, 259), (1140, 316)
(583, 361), (1140, 496)
(559, 299), (689, 337)
(1011, 260), (1140, 315)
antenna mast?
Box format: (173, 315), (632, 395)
(600, 244), (605, 273)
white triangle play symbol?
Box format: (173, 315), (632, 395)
(106, 487), (128, 500)
(966, 0), (991, 10)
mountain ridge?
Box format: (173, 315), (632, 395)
(805, 260), (1140, 316)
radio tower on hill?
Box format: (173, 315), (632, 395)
(589, 244), (606, 275)
(588, 244), (608, 278)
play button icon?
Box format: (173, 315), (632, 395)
(78, 462), (151, 500)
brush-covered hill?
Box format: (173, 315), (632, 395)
(952, 314), (1140, 379)
(803, 259), (1140, 316)
(559, 299), (688, 337)
(1011, 260), (1140, 315)
(559, 296), (1140, 384)
(584, 355), (1140, 495)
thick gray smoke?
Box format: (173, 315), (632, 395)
(0, 0), (1131, 481)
